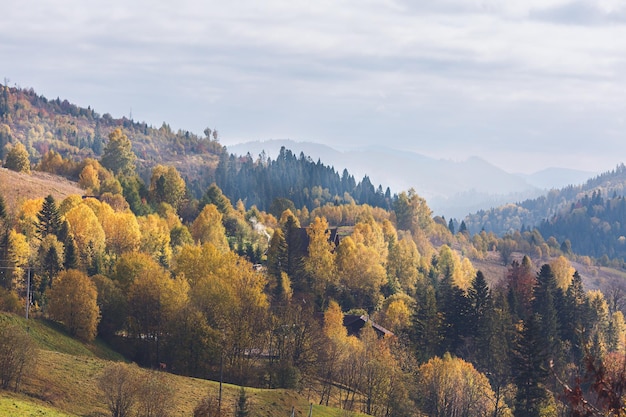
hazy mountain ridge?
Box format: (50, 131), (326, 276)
(464, 164), (626, 235)
(227, 139), (595, 219)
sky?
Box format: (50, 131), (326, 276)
(2, 0), (626, 174)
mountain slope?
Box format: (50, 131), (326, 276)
(0, 167), (84, 213)
(0, 86), (224, 195)
(464, 164), (626, 235)
(0, 313), (366, 417)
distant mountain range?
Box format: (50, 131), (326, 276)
(226, 139), (597, 219)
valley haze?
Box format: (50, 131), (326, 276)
(227, 139), (599, 219)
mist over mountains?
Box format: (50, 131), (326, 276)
(226, 139), (597, 219)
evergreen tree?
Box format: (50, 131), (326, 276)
(200, 183), (233, 215)
(36, 195), (62, 238)
(533, 264), (561, 366)
(281, 212), (305, 287)
(467, 270), (492, 340)
(267, 229), (288, 282)
(513, 314), (550, 417)
(447, 218), (455, 234)
(0, 229), (10, 289)
(39, 240), (62, 290)
(0, 193), (5, 220)
(437, 269), (470, 355)
(411, 284), (441, 362)
(562, 271), (590, 362)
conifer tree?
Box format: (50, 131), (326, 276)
(411, 284), (441, 362)
(0, 193), (6, 220)
(36, 194), (62, 238)
(467, 270), (493, 348)
(513, 313), (550, 417)
(533, 264), (561, 366)
(437, 268), (470, 355)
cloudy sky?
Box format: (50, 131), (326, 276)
(2, 0), (626, 173)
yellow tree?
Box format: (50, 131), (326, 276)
(149, 165), (187, 210)
(110, 251), (159, 292)
(335, 236), (386, 311)
(99, 203), (141, 256)
(127, 259), (189, 366)
(78, 163), (101, 193)
(59, 194), (84, 216)
(352, 219), (388, 264)
(7, 230), (30, 291)
(47, 269), (100, 342)
(550, 255), (575, 290)
(304, 216), (337, 305)
(17, 197), (43, 240)
(4, 142), (30, 173)
(387, 233), (421, 294)
(190, 204), (229, 251)
(378, 294), (413, 333)
(178, 244), (268, 383)
(416, 353), (506, 417)
(138, 214), (172, 266)
(174, 243), (235, 288)
(64, 203), (106, 270)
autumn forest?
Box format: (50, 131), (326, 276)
(2, 85), (626, 417)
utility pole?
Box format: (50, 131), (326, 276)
(25, 267), (31, 319)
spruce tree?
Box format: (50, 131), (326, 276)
(533, 264), (561, 365)
(36, 195), (62, 238)
(467, 270), (492, 336)
(437, 268), (470, 355)
(0, 193), (6, 220)
(513, 313), (550, 417)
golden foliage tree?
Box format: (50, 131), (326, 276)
(149, 165), (187, 210)
(99, 203), (141, 256)
(64, 203), (106, 269)
(416, 353), (505, 417)
(127, 259), (188, 365)
(387, 233), (421, 294)
(47, 269), (100, 341)
(79, 163), (101, 193)
(335, 236), (386, 310)
(550, 255), (575, 290)
(304, 216), (337, 304)
(190, 204), (229, 251)
(4, 142), (30, 173)
(17, 197), (43, 240)
(138, 214), (172, 266)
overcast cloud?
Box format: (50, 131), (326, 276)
(2, 0), (626, 173)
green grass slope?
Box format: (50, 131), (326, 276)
(0, 313), (366, 417)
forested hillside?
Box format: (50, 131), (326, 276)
(464, 164), (626, 235)
(538, 191), (626, 263)
(0, 85), (391, 213)
(4, 86), (626, 417)
(215, 147), (392, 213)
